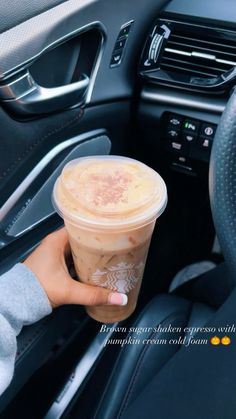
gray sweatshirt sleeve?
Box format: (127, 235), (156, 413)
(0, 263), (52, 395)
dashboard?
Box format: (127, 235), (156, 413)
(138, 0), (236, 176)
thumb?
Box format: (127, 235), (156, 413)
(65, 279), (128, 306)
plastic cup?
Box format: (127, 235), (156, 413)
(52, 156), (167, 323)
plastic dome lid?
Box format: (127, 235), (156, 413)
(53, 156), (167, 230)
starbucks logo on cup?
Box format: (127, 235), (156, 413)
(91, 262), (145, 293)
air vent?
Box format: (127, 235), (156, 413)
(161, 28), (236, 78)
(140, 20), (236, 91)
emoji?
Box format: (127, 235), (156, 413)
(210, 336), (220, 345)
(221, 336), (231, 345)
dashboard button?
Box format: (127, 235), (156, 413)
(110, 50), (123, 67)
(167, 128), (180, 140)
(199, 136), (213, 150)
(183, 119), (200, 133)
(182, 132), (197, 144)
(167, 141), (187, 154)
(115, 38), (127, 50)
(171, 142), (182, 151)
(200, 123), (216, 139)
(118, 22), (133, 38)
(167, 113), (182, 128)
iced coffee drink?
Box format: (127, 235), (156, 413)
(53, 156), (167, 323)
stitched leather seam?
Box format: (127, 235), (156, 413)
(118, 311), (188, 419)
(0, 108), (83, 180)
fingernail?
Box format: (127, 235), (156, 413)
(108, 293), (128, 306)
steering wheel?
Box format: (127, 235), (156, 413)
(209, 88), (236, 278)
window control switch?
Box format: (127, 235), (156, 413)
(110, 50), (123, 67)
(110, 21), (133, 68)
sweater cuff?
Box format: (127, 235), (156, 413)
(0, 263), (52, 327)
(19, 263), (52, 318)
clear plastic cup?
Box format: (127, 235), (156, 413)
(52, 156), (167, 323)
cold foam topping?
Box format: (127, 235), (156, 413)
(54, 156), (167, 228)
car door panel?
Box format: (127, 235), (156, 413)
(0, 0), (169, 194)
(0, 106), (84, 206)
(0, 0), (69, 34)
(0, 0), (168, 232)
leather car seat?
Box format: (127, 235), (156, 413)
(94, 293), (215, 419)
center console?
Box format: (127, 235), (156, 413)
(162, 111), (217, 164)
(137, 89), (222, 176)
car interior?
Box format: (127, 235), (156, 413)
(1, 0), (236, 418)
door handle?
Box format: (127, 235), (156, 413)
(0, 71), (90, 115)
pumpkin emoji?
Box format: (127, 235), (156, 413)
(221, 336), (231, 345)
(210, 336), (220, 345)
